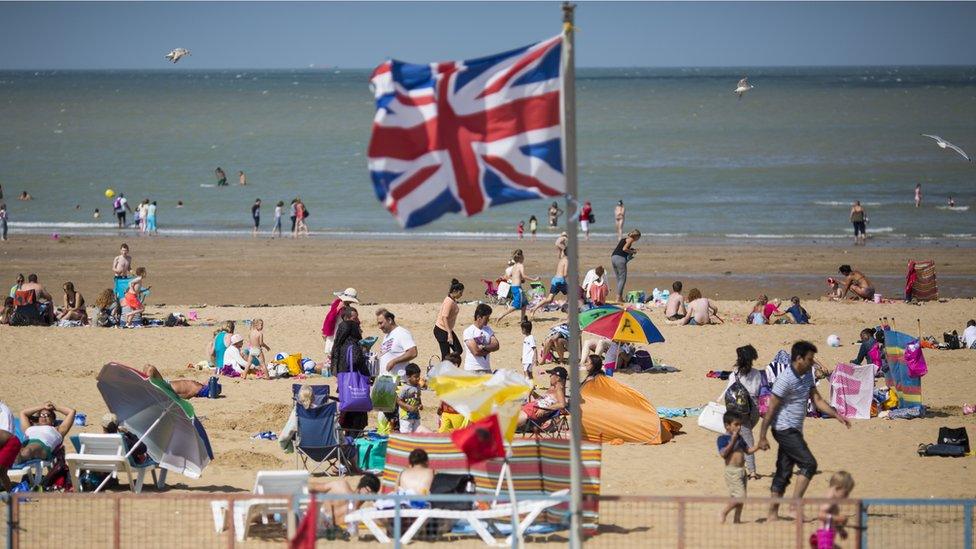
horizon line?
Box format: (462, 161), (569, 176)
(3, 63), (975, 72)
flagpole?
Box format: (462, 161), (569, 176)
(560, 3), (584, 548)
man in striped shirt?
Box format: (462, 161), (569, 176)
(758, 340), (850, 522)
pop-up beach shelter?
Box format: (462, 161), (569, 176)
(580, 374), (678, 444)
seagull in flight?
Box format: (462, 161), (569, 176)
(921, 134), (971, 162)
(165, 48), (191, 64)
(733, 77), (753, 99)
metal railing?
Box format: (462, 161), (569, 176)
(4, 491), (974, 548)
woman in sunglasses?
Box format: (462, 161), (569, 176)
(17, 402), (75, 463)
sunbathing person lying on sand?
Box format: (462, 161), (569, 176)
(143, 364), (216, 399)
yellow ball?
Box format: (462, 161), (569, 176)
(104, 189), (115, 198)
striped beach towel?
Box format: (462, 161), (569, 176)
(883, 330), (923, 409)
(382, 433), (602, 533)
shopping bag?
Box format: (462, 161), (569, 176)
(370, 374), (397, 412)
(697, 401), (727, 434)
(337, 371), (373, 412)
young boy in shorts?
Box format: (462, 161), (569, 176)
(397, 363), (424, 433)
(718, 411), (759, 523)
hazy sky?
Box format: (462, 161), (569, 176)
(2, 1), (975, 69)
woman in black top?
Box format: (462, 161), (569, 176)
(330, 319), (370, 432)
(610, 229), (641, 302)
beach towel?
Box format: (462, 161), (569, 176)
(828, 363), (874, 419)
(765, 350), (790, 385)
(381, 433), (601, 534)
(905, 260), (938, 301)
(883, 330), (923, 409)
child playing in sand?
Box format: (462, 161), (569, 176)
(825, 277), (843, 300)
(397, 363), (425, 433)
(521, 320), (537, 379)
(786, 296), (810, 324)
(813, 471), (856, 546)
(718, 411), (759, 524)
(247, 318), (272, 378)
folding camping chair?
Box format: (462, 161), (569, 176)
(294, 401), (356, 476)
(481, 279), (500, 303)
(291, 383), (331, 408)
(516, 407), (569, 439)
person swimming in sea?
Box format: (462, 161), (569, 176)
(93, 208), (100, 219)
(949, 196), (956, 208)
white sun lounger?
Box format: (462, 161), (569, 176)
(210, 470), (310, 542)
(65, 433), (165, 493)
(344, 488), (569, 546)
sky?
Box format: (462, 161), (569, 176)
(1, 1), (975, 69)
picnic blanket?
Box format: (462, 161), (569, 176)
(883, 330), (923, 409)
(829, 363), (875, 419)
(382, 433), (602, 534)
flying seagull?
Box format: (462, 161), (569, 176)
(733, 77), (753, 99)
(921, 134), (972, 162)
(165, 48), (191, 64)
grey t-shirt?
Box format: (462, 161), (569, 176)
(771, 364), (814, 432)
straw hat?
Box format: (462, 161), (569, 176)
(333, 288), (359, 303)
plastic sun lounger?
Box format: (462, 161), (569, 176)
(344, 489), (569, 546)
(210, 470), (310, 542)
(65, 433), (165, 493)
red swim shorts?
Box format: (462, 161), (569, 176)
(0, 436), (23, 468)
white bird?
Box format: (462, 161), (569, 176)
(921, 134), (972, 162)
(733, 77), (753, 99)
(164, 48), (191, 64)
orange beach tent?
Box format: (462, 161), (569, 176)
(580, 374), (679, 444)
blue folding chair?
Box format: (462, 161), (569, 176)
(293, 402), (356, 476)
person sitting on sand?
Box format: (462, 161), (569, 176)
(223, 333), (259, 378)
(824, 277), (843, 300)
(310, 473), (381, 528)
(20, 273), (55, 325)
(675, 288), (721, 326)
(0, 297), (13, 325)
(838, 265), (875, 300)
(582, 354), (605, 386)
(763, 298), (792, 324)
(517, 367), (567, 428)
(143, 364), (216, 399)
(786, 297), (810, 324)
(93, 288), (119, 327)
(209, 320), (235, 369)
(582, 265), (608, 306)
(16, 401), (75, 464)
(57, 281), (88, 324)
(397, 449), (435, 495)
(9, 273), (24, 299)
(748, 294), (768, 324)
(665, 281), (686, 321)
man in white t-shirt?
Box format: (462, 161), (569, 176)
(376, 308), (418, 377)
(962, 319), (976, 349)
(463, 303), (500, 372)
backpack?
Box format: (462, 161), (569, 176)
(943, 331), (961, 350)
(587, 212), (595, 223)
(724, 380), (753, 417)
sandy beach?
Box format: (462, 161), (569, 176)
(2, 234), (974, 501)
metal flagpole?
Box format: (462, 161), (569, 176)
(560, 3), (584, 548)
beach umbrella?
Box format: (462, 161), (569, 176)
(96, 363), (213, 478)
(427, 362), (533, 442)
(579, 306), (665, 345)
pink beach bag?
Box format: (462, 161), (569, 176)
(905, 340), (928, 378)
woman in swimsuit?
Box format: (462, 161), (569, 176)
(58, 281), (88, 324)
(517, 367), (567, 427)
(614, 200), (626, 240)
(17, 401), (75, 463)
(433, 279), (464, 358)
(547, 202), (562, 228)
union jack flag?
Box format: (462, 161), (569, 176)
(368, 35), (565, 228)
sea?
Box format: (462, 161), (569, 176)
(1, 66), (974, 244)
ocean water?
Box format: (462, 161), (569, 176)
(0, 66), (974, 242)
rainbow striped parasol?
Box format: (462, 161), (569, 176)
(578, 305), (665, 345)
